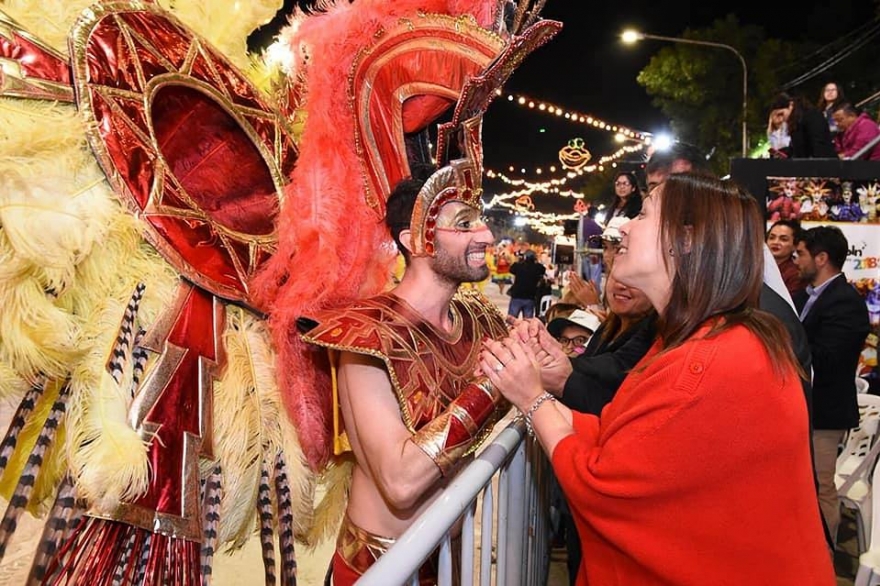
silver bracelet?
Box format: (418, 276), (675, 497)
(523, 392), (556, 435)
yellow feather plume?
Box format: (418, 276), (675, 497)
(277, 397), (316, 542)
(0, 168), (118, 295)
(212, 307), (316, 550)
(211, 307), (265, 548)
(303, 455), (352, 548)
(62, 213), (178, 323)
(0, 0), (92, 52)
(0, 101), (85, 159)
(66, 299), (150, 510)
(0, 277), (80, 388)
(156, 0), (283, 71)
(0, 362), (28, 399)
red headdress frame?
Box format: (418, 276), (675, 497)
(257, 1), (561, 467)
(408, 16), (561, 256)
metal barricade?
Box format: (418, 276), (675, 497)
(356, 418), (551, 586)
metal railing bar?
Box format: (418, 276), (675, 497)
(461, 503), (475, 585)
(438, 534), (452, 585)
(356, 420), (526, 586)
(480, 484), (494, 585)
(497, 461), (510, 585)
(504, 441), (527, 585)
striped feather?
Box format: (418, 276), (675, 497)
(111, 530), (137, 585)
(258, 459), (276, 586)
(133, 531), (152, 585)
(66, 292), (150, 508)
(129, 329), (148, 399)
(201, 465), (222, 584)
(25, 475), (80, 585)
(107, 284), (145, 385)
(0, 383), (70, 562)
(0, 383), (42, 477)
(273, 452), (297, 586)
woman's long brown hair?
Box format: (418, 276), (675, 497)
(655, 173), (801, 379)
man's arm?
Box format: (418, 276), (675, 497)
(338, 350), (506, 511)
(846, 120), (880, 158)
(337, 351), (444, 511)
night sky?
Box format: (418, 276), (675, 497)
(248, 1), (877, 214)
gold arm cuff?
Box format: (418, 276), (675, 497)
(410, 377), (500, 477)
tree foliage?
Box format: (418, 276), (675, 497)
(635, 7), (880, 175)
(636, 15), (797, 175)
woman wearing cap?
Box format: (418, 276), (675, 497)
(547, 309), (602, 357)
(480, 173), (833, 584)
(564, 216), (632, 310)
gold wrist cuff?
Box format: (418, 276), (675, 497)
(411, 376), (501, 476)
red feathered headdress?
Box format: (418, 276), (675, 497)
(252, 0), (560, 469)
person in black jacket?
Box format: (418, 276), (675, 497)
(511, 273), (655, 585)
(768, 93), (837, 159)
(549, 274), (656, 414)
(507, 249), (546, 319)
(794, 225), (870, 544)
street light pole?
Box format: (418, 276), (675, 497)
(622, 30), (748, 157)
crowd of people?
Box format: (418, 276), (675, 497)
(311, 133), (873, 585)
(3, 0), (877, 583)
(767, 82), (880, 161)
(299, 70), (877, 586)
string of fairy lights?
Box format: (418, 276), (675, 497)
(498, 91), (651, 142)
(484, 91), (654, 233)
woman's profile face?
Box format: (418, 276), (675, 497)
(611, 187), (670, 312)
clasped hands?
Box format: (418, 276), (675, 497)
(479, 318), (573, 412)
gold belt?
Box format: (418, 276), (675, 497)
(335, 515), (457, 585)
(336, 515), (397, 575)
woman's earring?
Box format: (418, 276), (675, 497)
(668, 248), (675, 256)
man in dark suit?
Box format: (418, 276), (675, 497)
(794, 225), (870, 544)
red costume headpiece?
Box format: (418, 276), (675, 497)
(255, 0), (560, 466)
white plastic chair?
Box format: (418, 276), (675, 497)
(538, 295), (554, 319)
(837, 393), (880, 554)
(855, 453), (880, 585)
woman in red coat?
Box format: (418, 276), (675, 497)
(481, 173), (835, 585)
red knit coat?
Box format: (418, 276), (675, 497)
(552, 324), (835, 585)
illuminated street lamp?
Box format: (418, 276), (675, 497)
(622, 29), (748, 157)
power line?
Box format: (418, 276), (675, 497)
(780, 20), (880, 89)
(774, 18), (880, 74)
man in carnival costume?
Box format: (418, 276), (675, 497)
(0, 0), (558, 584)
(301, 159), (510, 584)
(295, 8), (560, 582)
